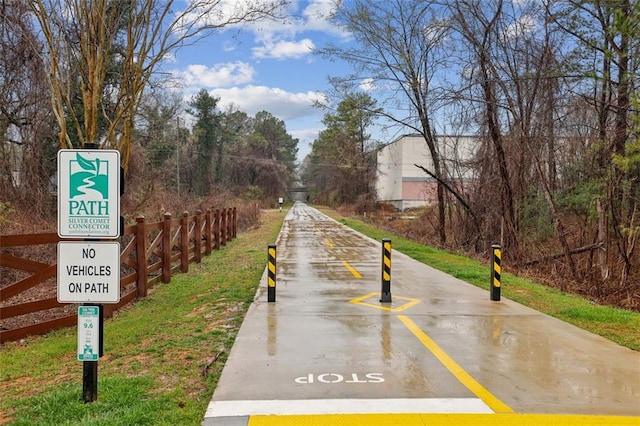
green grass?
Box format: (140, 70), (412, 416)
(9, 377), (168, 426)
(0, 210), (286, 425)
(327, 212), (640, 351)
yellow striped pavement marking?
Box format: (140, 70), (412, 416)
(341, 261), (362, 279)
(398, 314), (513, 413)
(350, 292), (420, 312)
(322, 237), (361, 278)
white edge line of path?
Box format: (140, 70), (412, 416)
(204, 398), (494, 417)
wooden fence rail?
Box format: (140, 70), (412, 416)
(0, 207), (237, 344)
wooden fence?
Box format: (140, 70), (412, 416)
(0, 207), (237, 344)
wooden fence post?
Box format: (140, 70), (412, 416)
(214, 209), (221, 249)
(232, 207), (237, 238)
(162, 212), (172, 283)
(136, 216), (148, 297)
(221, 208), (227, 246)
(204, 209), (212, 255)
(181, 212), (189, 273)
(195, 210), (202, 263)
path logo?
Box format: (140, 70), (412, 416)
(70, 153), (110, 200)
(58, 149), (120, 238)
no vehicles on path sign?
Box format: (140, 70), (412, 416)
(57, 241), (120, 304)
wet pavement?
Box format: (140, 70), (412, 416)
(203, 202), (640, 425)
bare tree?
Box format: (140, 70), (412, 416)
(449, 0), (579, 271)
(318, 0), (451, 243)
(449, 0), (522, 253)
(0, 1), (57, 215)
(27, 0), (286, 170)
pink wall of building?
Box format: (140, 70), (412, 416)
(402, 181), (437, 204)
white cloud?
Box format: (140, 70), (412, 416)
(175, 62), (255, 88)
(176, 0), (347, 50)
(162, 51), (177, 64)
(178, 0), (288, 33)
(299, 0), (345, 36)
(504, 14), (538, 39)
(178, 0), (342, 40)
(236, 0), (348, 45)
(252, 38), (315, 59)
(210, 85), (324, 120)
(289, 127), (322, 158)
(359, 78), (378, 92)
(290, 127), (320, 143)
(222, 40), (236, 52)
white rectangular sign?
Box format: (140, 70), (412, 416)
(77, 306), (100, 361)
(58, 149), (120, 238)
(57, 241), (120, 303)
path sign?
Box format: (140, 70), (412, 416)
(57, 241), (121, 303)
(58, 149), (120, 238)
(78, 306), (100, 361)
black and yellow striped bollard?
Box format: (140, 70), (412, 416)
(268, 244), (276, 302)
(380, 238), (392, 303)
(490, 244), (501, 301)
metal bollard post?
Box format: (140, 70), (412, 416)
(490, 244), (501, 301)
(380, 238), (392, 303)
(268, 244), (276, 302)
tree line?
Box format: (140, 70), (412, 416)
(302, 0), (638, 297)
(137, 88), (298, 201)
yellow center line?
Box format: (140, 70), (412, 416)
(341, 261), (362, 279)
(323, 237), (361, 278)
(397, 315), (513, 414)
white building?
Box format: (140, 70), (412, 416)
(376, 134), (476, 210)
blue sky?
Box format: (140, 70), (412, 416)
(166, 0), (370, 162)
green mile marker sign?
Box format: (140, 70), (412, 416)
(58, 150), (120, 238)
(77, 306), (100, 361)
